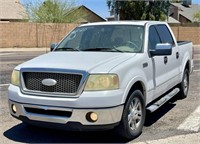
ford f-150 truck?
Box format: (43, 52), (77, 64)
(8, 21), (193, 139)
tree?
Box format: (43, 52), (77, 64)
(107, 0), (170, 21)
(119, 1), (147, 20)
(193, 10), (200, 22)
(23, 0), (76, 23)
(170, 0), (182, 2)
(145, 1), (170, 21)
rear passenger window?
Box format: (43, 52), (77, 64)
(148, 26), (161, 50)
(156, 25), (174, 45)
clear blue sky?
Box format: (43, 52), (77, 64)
(193, 0), (200, 4)
(20, 0), (200, 19)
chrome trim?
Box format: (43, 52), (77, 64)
(9, 100), (123, 125)
(20, 68), (89, 98)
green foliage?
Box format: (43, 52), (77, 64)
(169, 0), (182, 2)
(146, 1), (170, 21)
(107, 0), (170, 21)
(193, 10), (200, 22)
(119, 1), (146, 20)
(24, 0), (76, 23)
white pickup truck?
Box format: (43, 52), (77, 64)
(8, 21), (193, 139)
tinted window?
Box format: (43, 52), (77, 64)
(156, 25), (174, 45)
(148, 26), (161, 49)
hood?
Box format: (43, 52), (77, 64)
(16, 52), (135, 73)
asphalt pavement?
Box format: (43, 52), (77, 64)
(0, 47), (200, 143)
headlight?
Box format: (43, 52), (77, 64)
(11, 70), (20, 86)
(84, 74), (119, 91)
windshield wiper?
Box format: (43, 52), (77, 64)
(54, 47), (80, 51)
(82, 47), (124, 53)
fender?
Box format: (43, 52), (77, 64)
(121, 75), (147, 105)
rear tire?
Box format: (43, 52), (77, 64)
(178, 69), (189, 99)
(116, 90), (146, 140)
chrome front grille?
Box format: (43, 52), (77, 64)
(22, 72), (83, 95)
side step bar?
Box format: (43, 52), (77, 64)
(147, 88), (180, 113)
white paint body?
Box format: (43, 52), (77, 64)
(8, 21), (194, 126)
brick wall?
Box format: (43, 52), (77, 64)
(0, 22), (199, 48)
(0, 22), (78, 48)
(170, 24), (200, 45)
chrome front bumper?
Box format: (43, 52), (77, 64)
(8, 100), (123, 126)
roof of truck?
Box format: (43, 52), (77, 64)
(79, 21), (167, 27)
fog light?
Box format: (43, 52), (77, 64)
(86, 112), (98, 122)
(90, 112), (98, 121)
(11, 104), (17, 113)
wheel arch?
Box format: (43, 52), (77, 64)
(185, 60), (191, 72)
(181, 59), (192, 79)
(122, 79), (147, 105)
(181, 49), (193, 78)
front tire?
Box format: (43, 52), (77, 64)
(178, 69), (189, 99)
(116, 90), (146, 140)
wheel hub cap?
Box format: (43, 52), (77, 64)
(128, 98), (142, 130)
(184, 73), (188, 95)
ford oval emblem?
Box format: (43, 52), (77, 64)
(42, 78), (57, 86)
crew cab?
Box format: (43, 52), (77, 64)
(8, 21), (193, 139)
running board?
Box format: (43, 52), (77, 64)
(147, 88), (180, 113)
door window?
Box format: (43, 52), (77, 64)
(148, 26), (161, 50)
(156, 25), (175, 45)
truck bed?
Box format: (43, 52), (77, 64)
(177, 41), (192, 46)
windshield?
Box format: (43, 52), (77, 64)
(55, 25), (144, 53)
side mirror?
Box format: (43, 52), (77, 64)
(50, 43), (57, 51)
(150, 43), (172, 57)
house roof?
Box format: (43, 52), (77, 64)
(167, 16), (180, 23)
(0, 0), (27, 20)
(65, 5), (106, 22)
(171, 3), (200, 22)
